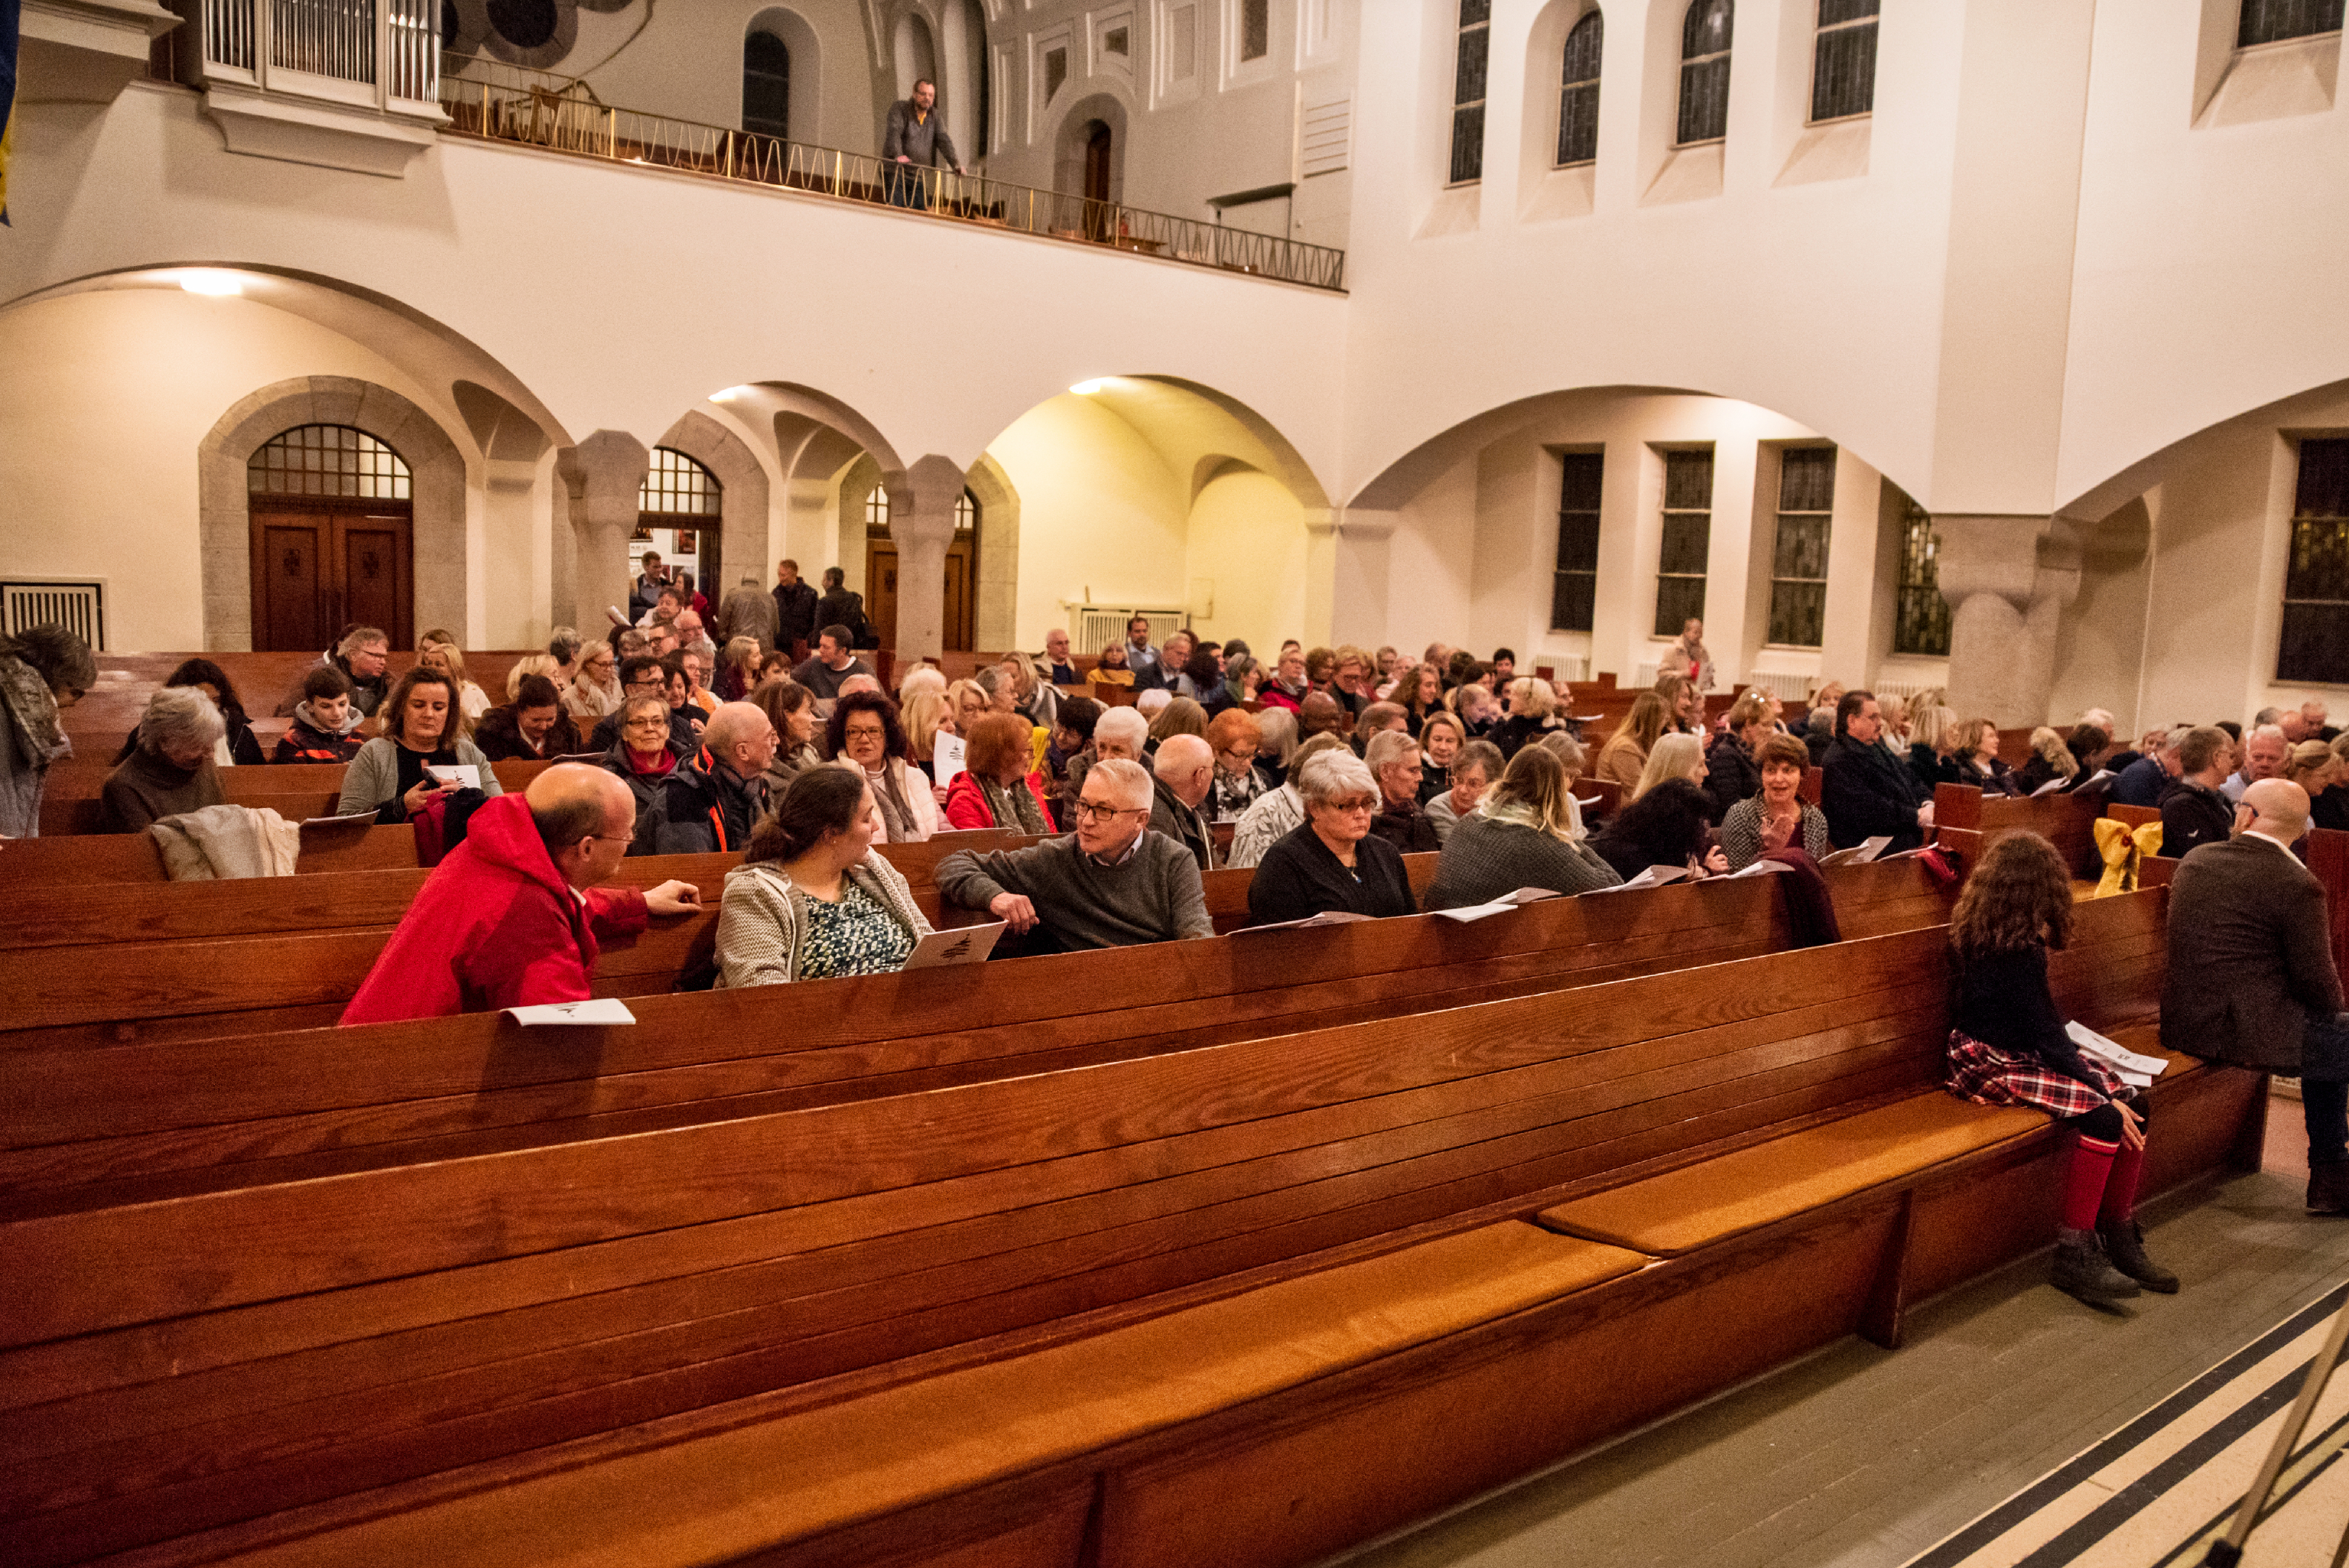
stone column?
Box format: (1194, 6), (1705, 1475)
(1330, 508), (1397, 648)
(1300, 508), (1339, 649)
(887, 454), (967, 664)
(1935, 514), (2081, 728)
(555, 430), (650, 634)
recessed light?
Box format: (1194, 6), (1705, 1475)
(1070, 380), (1105, 395)
(177, 270), (244, 297)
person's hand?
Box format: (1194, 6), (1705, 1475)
(403, 778), (453, 815)
(1702, 846), (1730, 875)
(643, 880), (703, 916)
(1918, 801), (1935, 828)
(989, 892), (1038, 933)
(2114, 1098), (2146, 1152)
(933, 782), (950, 806)
(895, 154), (911, 164)
(1759, 811), (1796, 852)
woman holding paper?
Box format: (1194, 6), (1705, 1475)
(943, 713), (1058, 833)
(341, 667), (504, 823)
(1246, 750), (1417, 927)
(1426, 746), (1620, 909)
(1719, 735), (1831, 870)
(1941, 831), (2173, 1303)
(713, 767), (934, 987)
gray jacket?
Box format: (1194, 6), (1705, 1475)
(2162, 833), (2344, 1073)
(339, 735), (503, 820)
(713, 855), (932, 988)
(883, 99), (960, 169)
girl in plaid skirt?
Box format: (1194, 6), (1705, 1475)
(1945, 832), (2175, 1303)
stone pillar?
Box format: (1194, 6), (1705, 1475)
(1300, 508), (1338, 648)
(1935, 514), (2081, 728)
(1330, 508), (1397, 648)
(555, 430), (650, 633)
(887, 454), (967, 664)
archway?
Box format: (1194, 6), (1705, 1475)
(892, 9), (937, 104)
(245, 424), (417, 652)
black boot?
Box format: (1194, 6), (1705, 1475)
(2098, 1218), (2179, 1294)
(2052, 1227), (2140, 1303)
(2308, 1161), (2349, 1216)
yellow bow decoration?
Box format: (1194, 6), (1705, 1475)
(2092, 818), (2169, 897)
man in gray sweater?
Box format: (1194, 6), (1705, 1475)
(937, 758), (1212, 950)
(882, 79), (963, 209)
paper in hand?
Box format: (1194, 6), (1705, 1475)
(425, 765), (481, 790)
(933, 732), (967, 788)
(504, 998), (637, 1025)
(900, 920), (1006, 968)
(2030, 776), (2070, 797)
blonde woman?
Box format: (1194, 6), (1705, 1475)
(1256, 706), (1301, 781)
(503, 652), (564, 702)
(1593, 690), (1672, 787)
(2013, 726), (2080, 796)
(1631, 730), (1709, 801)
(902, 687), (960, 794)
(565, 641), (622, 722)
(1426, 745), (1620, 908)
(1491, 676), (1562, 758)
(946, 677), (989, 737)
(416, 635), (490, 726)
(2282, 739), (2339, 800)
(1907, 705), (1964, 795)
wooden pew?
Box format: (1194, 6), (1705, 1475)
(0, 860), (1959, 1196)
(33, 758), (557, 837)
(0, 891), (2255, 1568)
(1934, 781), (2104, 878)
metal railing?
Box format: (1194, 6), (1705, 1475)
(438, 54), (1346, 292)
(184, 0), (437, 106)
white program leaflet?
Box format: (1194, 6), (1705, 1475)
(504, 998), (638, 1025)
(300, 811), (377, 829)
(1590, 865), (1692, 894)
(424, 764), (482, 790)
(899, 921), (1006, 969)
(1236, 910), (1374, 933)
(1817, 836), (1893, 868)
(1434, 888), (1563, 923)
(1728, 858), (1796, 878)
(933, 732), (967, 788)
(2029, 775), (2070, 797)
(2067, 1021), (2169, 1088)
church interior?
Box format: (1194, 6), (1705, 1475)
(5, 0), (2349, 1563)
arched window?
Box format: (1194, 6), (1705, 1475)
(1448, 0), (1490, 185)
(1811, 0), (1878, 122)
(1677, 0), (1733, 147)
(1557, 9), (1603, 167)
(2240, 0), (2347, 48)
(865, 482), (890, 531)
(249, 425), (411, 498)
(640, 448), (720, 517)
(956, 489), (979, 532)
(743, 29), (789, 139)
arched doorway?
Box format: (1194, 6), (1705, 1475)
(742, 28), (789, 138)
(863, 483), (980, 651)
(638, 447), (724, 604)
(246, 425), (414, 651)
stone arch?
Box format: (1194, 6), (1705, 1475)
(1053, 92), (1130, 203)
(745, 6), (823, 142)
(656, 408), (772, 606)
(198, 376), (467, 652)
(964, 451), (1021, 650)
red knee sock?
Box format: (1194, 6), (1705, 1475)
(2100, 1140), (2146, 1226)
(2061, 1134), (2120, 1232)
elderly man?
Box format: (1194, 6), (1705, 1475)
(279, 624), (391, 718)
(1059, 702), (1144, 820)
(772, 560), (819, 656)
(2112, 726), (2189, 808)
(1820, 690), (1932, 851)
(936, 757), (1210, 950)
(2308, 700), (2340, 745)
(2159, 726), (2234, 859)
(792, 625), (875, 702)
(2165, 779), (2349, 1212)
(1149, 733), (1217, 870)
(1043, 628), (1079, 687)
(1364, 729), (1441, 852)
(2223, 723), (2290, 803)
(341, 764), (701, 1024)
(673, 609), (716, 664)
(635, 702), (775, 855)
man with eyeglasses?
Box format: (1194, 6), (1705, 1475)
(343, 763), (701, 1024)
(586, 656), (700, 755)
(935, 758), (1210, 950)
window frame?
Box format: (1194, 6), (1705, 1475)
(1555, 8), (1603, 168)
(1447, 0), (1491, 187)
(2238, 0), (2346, 50)
(742, 28), (790, 141)
(247, 424), (412, 502)
(639, 448), (721, 518)
(1675, 0), (1733, 148)
(1551, 450), (1603, 633)
(1807, 0), (1878, 125)
(2279, 436), (2349, 687)
(1765, 446), (1834, 650)
(1653, 449), (1713, 640)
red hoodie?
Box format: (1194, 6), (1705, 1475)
(340, 793), (649, 1024)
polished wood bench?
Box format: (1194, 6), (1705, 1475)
(33, 758), (556, 836)
(0, 889), (2253, 1568)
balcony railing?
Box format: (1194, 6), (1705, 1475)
(437, 55), (1346, 293)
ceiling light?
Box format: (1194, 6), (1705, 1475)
(177, 270), (244, 297)
(1070, 380), (1106, 395)
(712, 385), (756, 401)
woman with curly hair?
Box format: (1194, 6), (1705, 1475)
(1943, 831), (2173, 1303)
(824, 688), (937, 842)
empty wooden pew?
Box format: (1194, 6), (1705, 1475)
(0, 889), (2255, 1568)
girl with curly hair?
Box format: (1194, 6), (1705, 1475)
(1944, 831), (2172, 1303)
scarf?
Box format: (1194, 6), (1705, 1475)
(628, 746), (677, 777)
(0, 653), (64, 771)
(866, 762), (915, 840)
(981, 774), (1049, 834)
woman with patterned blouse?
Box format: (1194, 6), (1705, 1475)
(713, 766), (934, 987)
(1719, 732), (1832, 870)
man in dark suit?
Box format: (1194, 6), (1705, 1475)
(2164, 779), (2349, 1212)
(1819, 690), (1932, 852)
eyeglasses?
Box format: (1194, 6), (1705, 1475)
(843, 725), (885, 742)
(1071, 800), (1144, 823)
(1324, 797), (1378, 813)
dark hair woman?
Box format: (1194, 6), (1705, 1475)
(340, 667), (503, 823)
(824, 688), (938, 842)
(1943, 831), (2172, 1303)
(115, 657), (265, 767)
(713, 765), (934, 986)
(473, 674), (583, 761)
(1588, 777), (1728, 881)
(750, 677), (821, 794)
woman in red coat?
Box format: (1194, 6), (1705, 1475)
(942, 711), (1058, 833)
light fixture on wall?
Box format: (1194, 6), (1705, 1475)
(711, 385), (756, 401)
(1070, 379), (1106, 395)
(176, 270), (245, 297)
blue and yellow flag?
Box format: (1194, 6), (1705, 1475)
(0, 0), (18, 225)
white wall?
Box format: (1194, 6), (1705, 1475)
(1186, 469), (1309, 651)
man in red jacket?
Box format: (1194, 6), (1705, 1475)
(340, 764), (702, 1024)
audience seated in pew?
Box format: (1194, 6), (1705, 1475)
(112, 656), (267, 767)
(1227, 731), (1352, 868)
(275, 663), (367, 762)
(2166, 778), (2349, 1213)
(2158, 726), (2235, 860)
(1953, 716), (2021, 796)
(943, 710), (1058, 832)
(631, 700), (775, 855)
(599, 694), (694, 833)
(1591, 776), (1725, 882)
(1416, 710), (1465, 804)
(830, 687), (941, 842)
(586, 656), (698, 754)
(1593, 690), (1671, 784)
(1364, 726), (1441, 853)
(1206, 708), (1271, 822)
(472, 673), (584, 761)
(2222, 722), (2289, 803)
(565, 640), (623, 722)
(340, 763), (699, 1023)
(749, 677), (822, 794)
(1720, 733), (1832, 870)
(1246, 750), (1417, 926)
(1821, 689), (1932, 851)
(0, 623), (93, 839)
(938, 758), (1210, 949)
(1942, 832), (2172, 1302)
(1428, 745), (1620, 909)
(1426, 738), (1503, 846)
(1062, 703), (1150, 826)
(2110, 726), (2188, 808)
(1149, 733), (1218, 870)
(341, 665), (503, 824)
(274, 623), (392, 718)
(715, 766), (933, 987)
(1703, 689), (1774, 823)
(2319, 735), (2349, 832)
(99, 686), (227, 834)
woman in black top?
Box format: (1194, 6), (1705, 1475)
(1589, 778), (1727, 881)
(1942, 832), (2172, 1303)
(1247, 748), (1415, 926)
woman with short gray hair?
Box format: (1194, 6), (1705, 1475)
(1246, 748), (1417, 926)
(99, 685), (228, 833)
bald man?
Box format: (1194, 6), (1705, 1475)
(2165, 779), (2349, 1213)
(341, 765), (701, 1024)
(635, 701), (778, 855)
(1149, 733), (1217, 871)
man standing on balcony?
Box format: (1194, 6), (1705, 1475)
(883, 78), (963, 211)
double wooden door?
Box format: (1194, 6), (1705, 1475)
(249, 500), (414, 652)
(863, 533), (977, 653)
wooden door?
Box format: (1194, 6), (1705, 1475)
(864, 540), (900, 651)
(942, 536), (976, 653)
(1084, 121), (1113, 240)
(250, 500), (414, 651)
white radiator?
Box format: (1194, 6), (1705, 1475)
(2, 579), (106, 651)
(1064, 603), (1188, 657)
